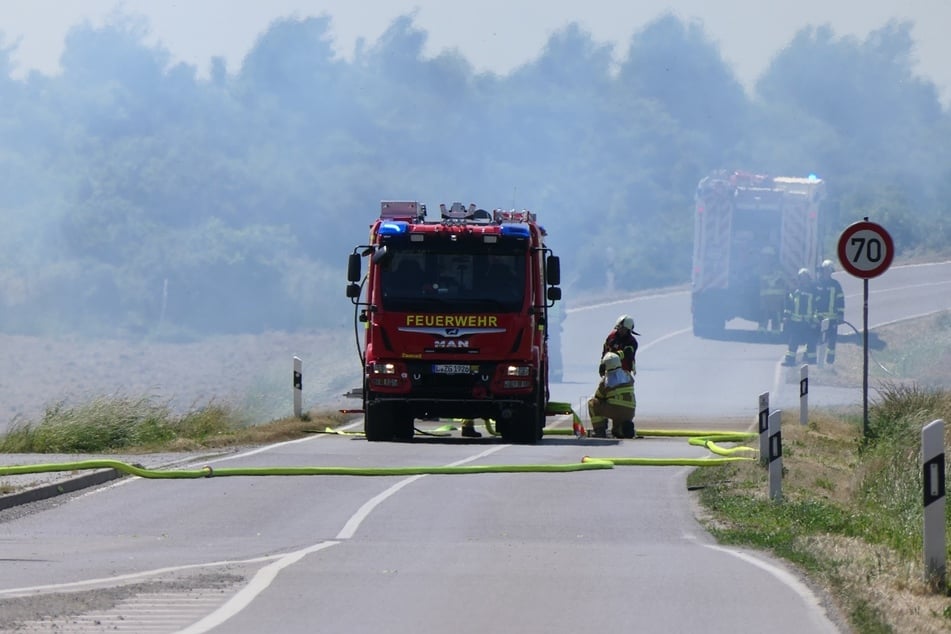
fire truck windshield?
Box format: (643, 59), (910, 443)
(380, 247), (526, 313)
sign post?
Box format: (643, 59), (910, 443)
(837, 219), (894, 438)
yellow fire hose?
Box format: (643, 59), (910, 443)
(0, 458), (614, 479)
(0, 410), (758, 479)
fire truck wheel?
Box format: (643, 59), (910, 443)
(692, 313), (725, 338)
(393, 410), (415, 441)
(499, 402), (542, 444)
(364, 402), (396, 442)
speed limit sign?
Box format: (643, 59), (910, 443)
(837, 221), (894, 279)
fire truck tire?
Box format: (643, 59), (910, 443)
(393, 410), (415, 441)
(534, 388), (546, 441)
(499, 401), (543, 444)
(692, 313), (724, 338)
(364, 402), (396, 442)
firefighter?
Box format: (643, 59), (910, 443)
(815, 259), (845, 365)
(588, 352), (636, 439)
(602, 314), (639, 373)
(782, 268), (819, 366)
(758, 247), (785, 332)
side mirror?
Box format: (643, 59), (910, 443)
(547, 286), (562, 302)
(347, 253), (362, 282)
(346, 283), (361, 299)
(371, 245), (391, 265)
(546, 255), (561, 286)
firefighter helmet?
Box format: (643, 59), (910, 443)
(601, 352), (622, 372)
(615, 314), (640, 335)
(820, 259), (834, 272)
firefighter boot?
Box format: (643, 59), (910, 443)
(826, 350), (836, 365)
(461, 420), (482, 438)
(781, 351), (796, 366)
(803, 351), (817, 365)
(589, 423), (608, 439)
(621, 420), (636, 439)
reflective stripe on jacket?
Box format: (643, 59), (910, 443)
(595, 373), (635, 408)
(815, 281), (845, 320)
(785, 290), (816, 323)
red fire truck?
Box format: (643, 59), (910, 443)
(346, 201), (562, 443)
(691, 170), (825, 338)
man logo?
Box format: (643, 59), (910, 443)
(445, 328), (460, 336)
(434, 339), (469, 349)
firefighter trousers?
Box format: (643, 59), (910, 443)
(822, 319), (839, 363)
(587, 397), (636, 437)
(784, 321), (817, 364)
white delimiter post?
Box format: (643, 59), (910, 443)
(293, 356), (303, 418)
(922, 419), (946, 587)
(799, 364), (808, 426)
(758, 392), (769, 467)
(768, 410), (783, 502)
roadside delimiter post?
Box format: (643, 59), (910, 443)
(922, 419), (946, 589)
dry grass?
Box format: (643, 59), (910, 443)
(803, 535), (951, 634)
(692, 311), (951, 633)
(813, 311), (951, 390)
(694, 409), (951, 632)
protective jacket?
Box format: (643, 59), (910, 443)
(587, 367), (636, 437)
(602, 329), (638, 374)
(784, 284), (817, 325)
(760, 272), (786, 307)
(815, 278), (845, 322)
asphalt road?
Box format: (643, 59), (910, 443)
(1, 261), (948, 633)
(561, 260), (951, 420)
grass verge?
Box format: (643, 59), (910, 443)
(690, 311), (951, 633)
(0, 396), (356, 454)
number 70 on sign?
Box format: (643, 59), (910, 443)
(836, 221), (894, 279)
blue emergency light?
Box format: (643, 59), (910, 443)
(500, 224), (530, 238)
(379, 221), (409, 236)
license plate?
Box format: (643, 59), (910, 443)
(433, 364), (472, 375)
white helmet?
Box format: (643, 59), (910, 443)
(615, 314), (640, 335)
(601, 352), (622, 372)
(798, 267), (811, 278)
(820, 259), (834, 272)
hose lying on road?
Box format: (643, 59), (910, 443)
(0, 459), (615, 478)
(0, 429), (757, 479)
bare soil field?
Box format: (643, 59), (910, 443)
(0, 329), (361, 434)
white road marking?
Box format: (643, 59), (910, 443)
(700, 543), (840, 633)
(1, 439), (511, 633)
(182, 443), (509, 633)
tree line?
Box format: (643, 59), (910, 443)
(0, 13), (947, 338)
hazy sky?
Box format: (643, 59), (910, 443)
(0, 1), (948, 102)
